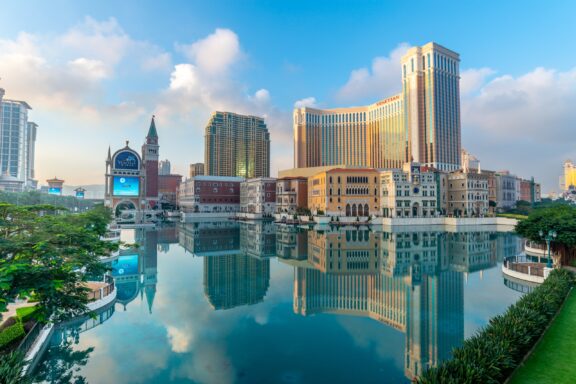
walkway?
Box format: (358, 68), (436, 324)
(509, 289), (576, 383)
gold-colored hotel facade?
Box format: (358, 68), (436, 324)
(294, 42), (461, 172)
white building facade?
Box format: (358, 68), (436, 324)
(379, 163), (439, 218)
(239, 177), (277, 217)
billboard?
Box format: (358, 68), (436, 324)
(48, 187), (62, 195)
(111, 254), (139, 276)
(76, 191), (85, 199)
(114, 150), (139, 170)
(113, 176), (140, 196)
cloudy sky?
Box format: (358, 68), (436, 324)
(0, 0), (575, 193)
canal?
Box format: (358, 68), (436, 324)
(34, 222), (524, 384)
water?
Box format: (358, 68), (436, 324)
(34, 222), (525, 384)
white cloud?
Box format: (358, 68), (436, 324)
(462, 66), (576, 192)
(68, 58), (109, 80)
(336, 43), (410, 103)
(294, 97), (317, 108)
(460, 67), (496, 96)
(177, 28), (241, 74)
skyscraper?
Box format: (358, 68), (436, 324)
(158, 159), (171, 175)
(293, 42), (461, 172)
(0, 91), (38, 190)
(205, 111), (270, 178)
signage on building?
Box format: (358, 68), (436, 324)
(113, 176), (140, 196)
(114, 151), (139, 170)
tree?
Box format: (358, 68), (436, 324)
(515, 205), (576, 266)
(0, 204), (117, 322)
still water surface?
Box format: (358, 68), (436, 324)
(35, 222), (525, 384)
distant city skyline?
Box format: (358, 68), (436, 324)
(0, 0), (574, 192)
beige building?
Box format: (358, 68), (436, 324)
(308, 168), (380, 217)
(189, 162), (205, 177)
(563, 160), (576, 191)
(205, 111), (270, 178)
(294, 42), (461, 172)
(447, 171), (489, 217)
(379, 163), (439, 218)
(276, 177), (308, 214)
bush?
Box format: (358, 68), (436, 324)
(0, 322), (25, 349)
(0, 351), (31, 384)
(16, 306), (38, 323)
(417, 269), (573, 383)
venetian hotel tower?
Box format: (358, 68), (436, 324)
(294, 42), (461, 172)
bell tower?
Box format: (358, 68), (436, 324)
(142, 115), (159, 209)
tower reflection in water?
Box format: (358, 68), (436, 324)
(111, 225), (179, 313)
(178, 222), (272, 310)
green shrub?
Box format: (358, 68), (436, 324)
(417, 269), (573, 383)
(0, 322), (25, 349)
(0, 351), (31, 384)
(15, 306), (38, 323)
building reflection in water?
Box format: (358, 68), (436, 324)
(110, 225), (179, 312)
(280, 226), (522, 380)
(174, 221), (521, 380)
(178, 221), (271, 310)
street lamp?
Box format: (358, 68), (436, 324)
(538, 229), (557, 268)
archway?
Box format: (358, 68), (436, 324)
(352, 204), (357, 216)
(358, 204), (363, 217)
(412, 202), (420, 217)
(364, 204), (369, 217)
(346, 204), (351, 216)
(115, 200), (136, 218)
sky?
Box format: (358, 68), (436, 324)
(0, 0), (575, 193)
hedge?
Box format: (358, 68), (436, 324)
(15, 306), (38, 323)
(0, 322), (25, 349)
(417, 269), (573, 384)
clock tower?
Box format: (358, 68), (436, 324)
(142, 115), (159, 209)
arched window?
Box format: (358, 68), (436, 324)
(352, 204), (357, 216)
(358, 204), (363, 217)
(364, 204), (369, 216)
(346, 204), (351, 216)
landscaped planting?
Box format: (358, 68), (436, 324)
(416, 269), (573, 384)
(0, 322), (25, 350)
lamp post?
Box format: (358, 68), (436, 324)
(539, 229), (557, 268)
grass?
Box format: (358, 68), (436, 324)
(497, 213), (528, 220)
(509, 289), (576, 384)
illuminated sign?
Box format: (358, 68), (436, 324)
(114, 151), (139, 170)
(76, 191), (85, 199)
(113, 176), (140, 196)
(111, 254), (139, 276)
(48, 187), (62, 195)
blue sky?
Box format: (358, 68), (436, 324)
(0, 0), (575, 192)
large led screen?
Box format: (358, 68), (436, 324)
(48, 187), (62, 195)
(113, 176), (140, 196)
(76, 191), (85, 199)
(111, 254), (139, 276)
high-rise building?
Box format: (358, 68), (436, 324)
(158, 159), (171, 175)
(0, 91), (38, 190)
(189, 162), (205, 177)
(563, 160), (576, 191)
(205, 111), (270, 178)
(294, 42), (461, 172)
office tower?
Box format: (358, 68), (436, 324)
(293, 42), (461, 172)
(205, 111), (270, 178)
(0, 92), (38, 190)
(189, 162), (205, 177)
(564, 160), (576, 191)
(158, 159), (171, 175)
